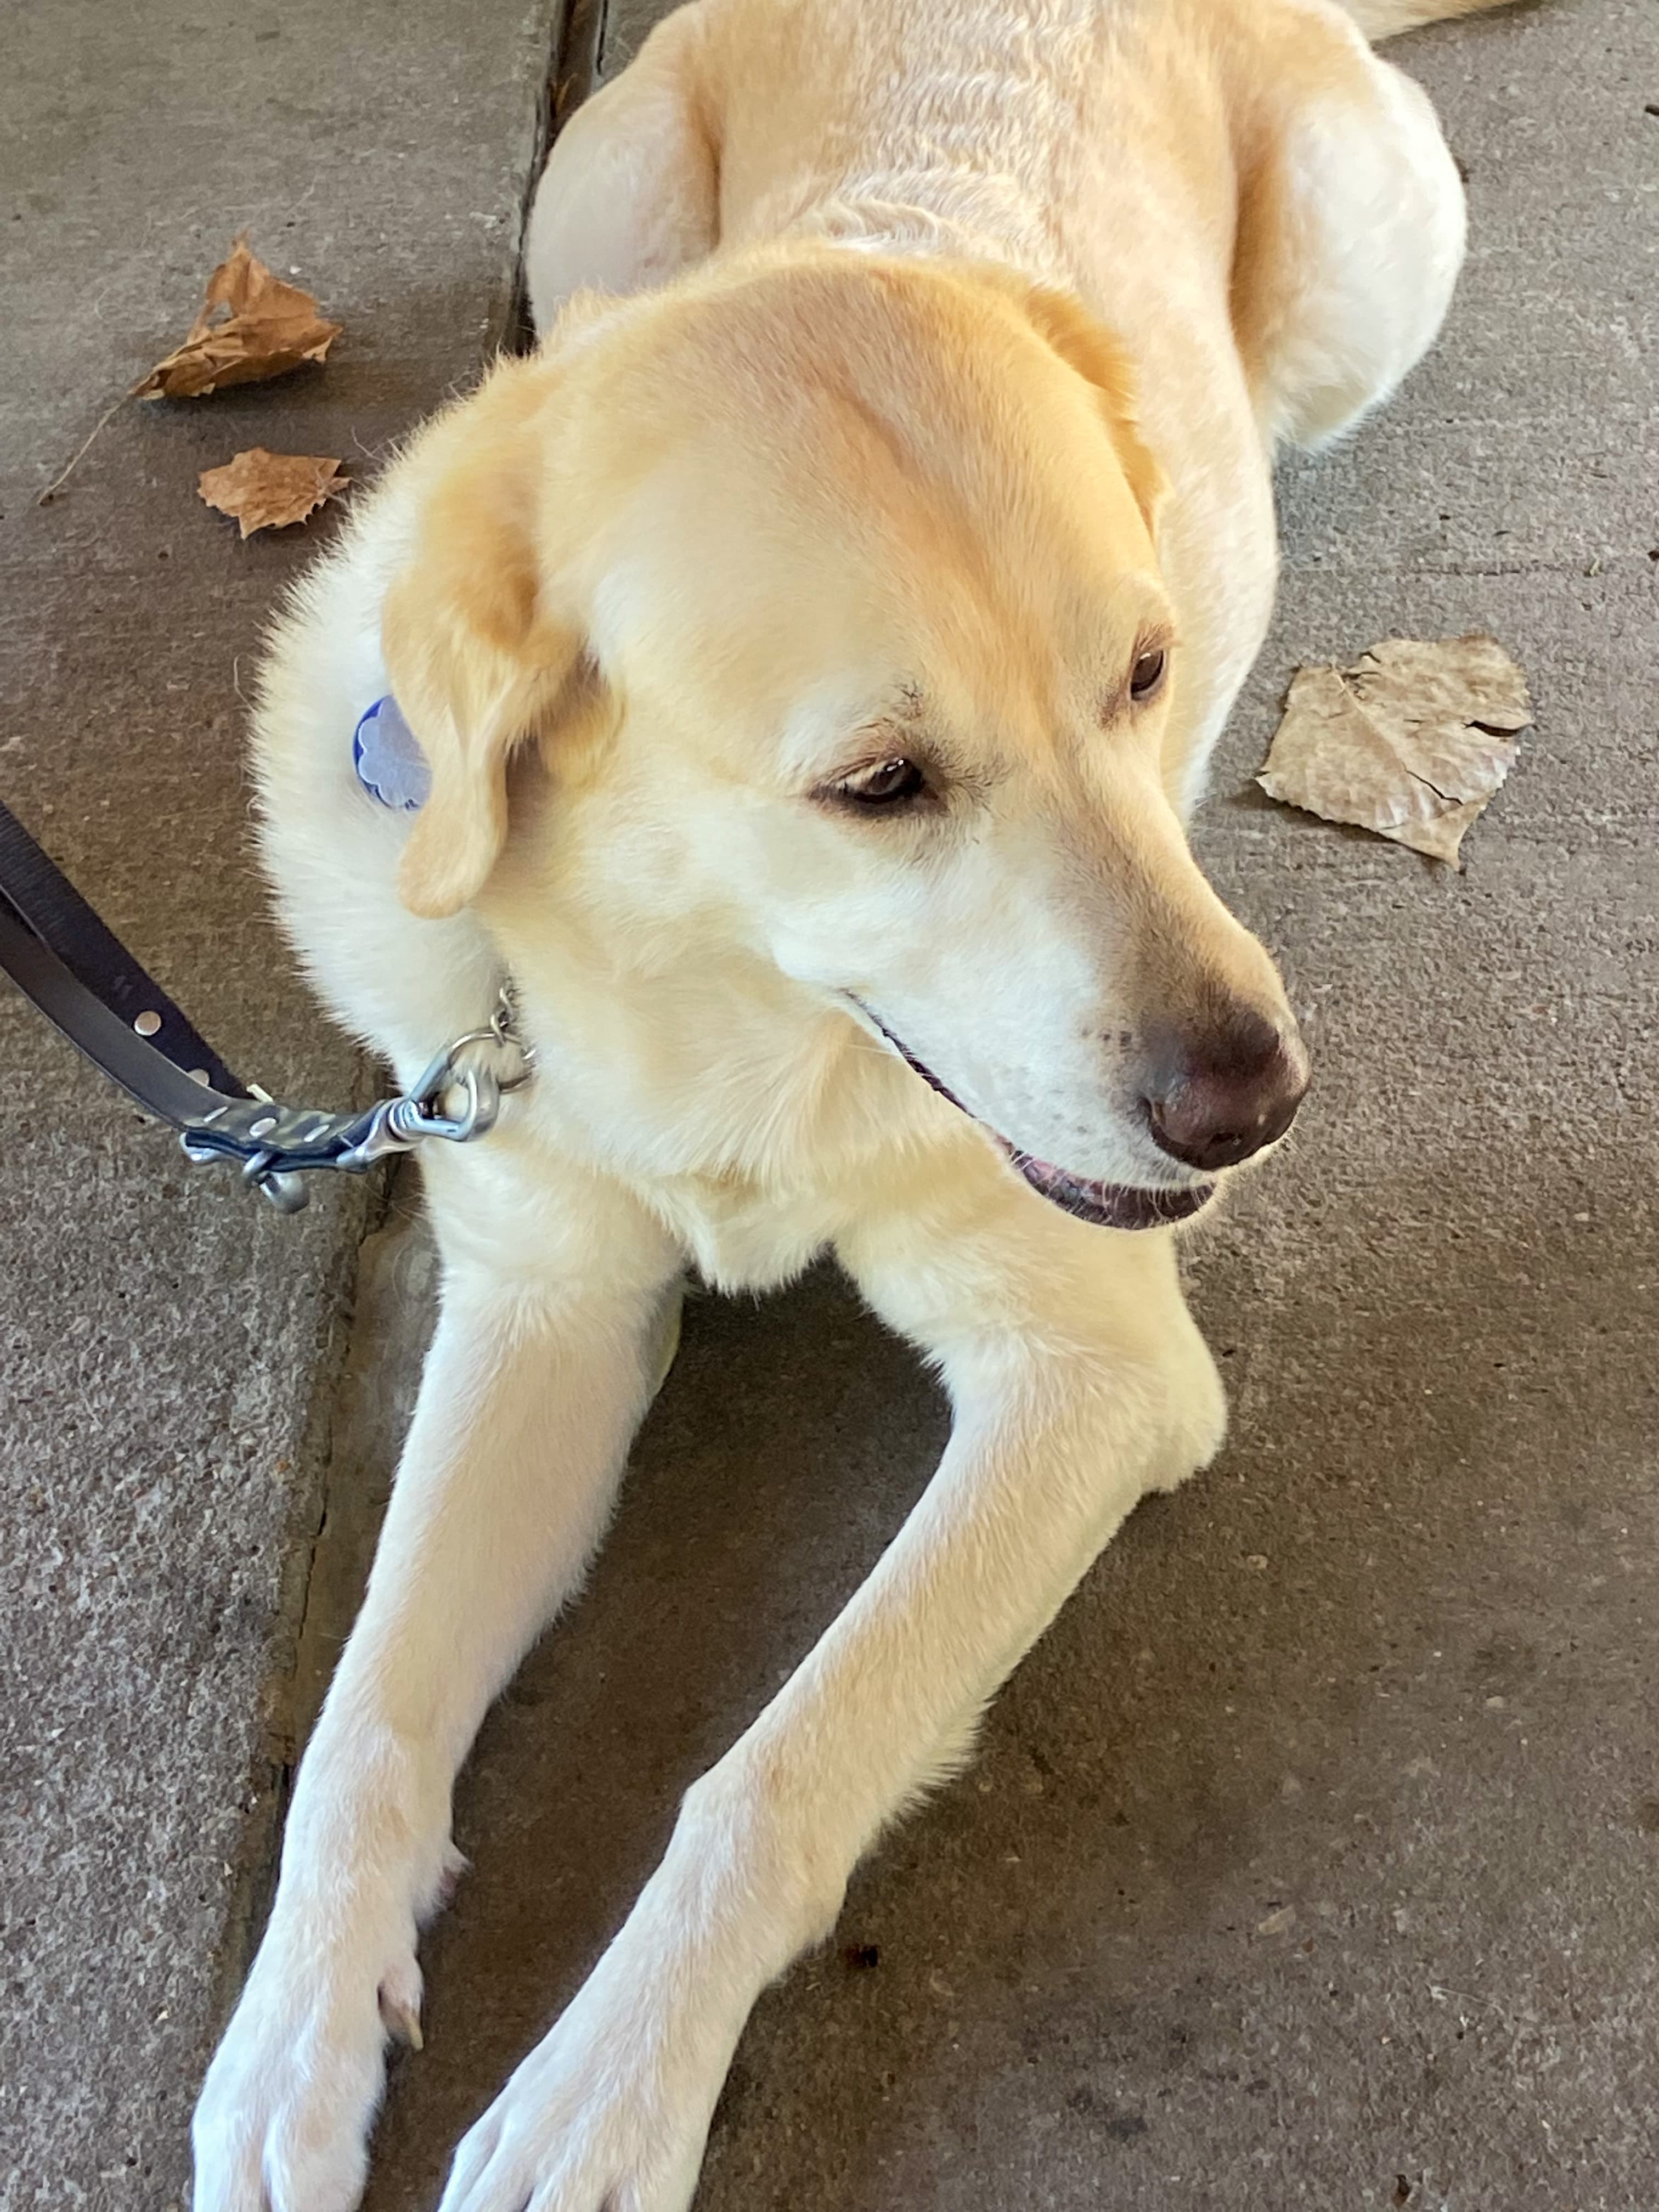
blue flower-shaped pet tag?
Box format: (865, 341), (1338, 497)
(353, 694), (432, 813)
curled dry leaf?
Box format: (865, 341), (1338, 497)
(1257, 634), (1532, 867)
(133, 234), (342, 400)
(198, 449), (348, 538)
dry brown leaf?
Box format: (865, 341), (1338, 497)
(133, 234), (342, 400)
(198, 449), (348, 537)
(1257, 634), (1532, 867)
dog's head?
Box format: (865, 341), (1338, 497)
(381, 251), (1307, 1228)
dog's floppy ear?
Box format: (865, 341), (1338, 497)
(1011, 281), (1167, 538)
(382, 357), (589, 920)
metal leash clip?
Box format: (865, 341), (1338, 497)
(179, 988), (534, 1213)
(0, 792), (534, 1216)
(334, 990), (535, 1170)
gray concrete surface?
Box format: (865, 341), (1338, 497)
(4, 3), (1656, 2211)
(0, 4), (556, 2204)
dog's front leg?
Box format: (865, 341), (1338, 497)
(438, 1198), (1225, 2212)
(191, 1181), (682, 2212)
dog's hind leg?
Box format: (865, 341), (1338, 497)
(1231, 27), (1468, 452)
(433, 1162), (1225, 2212)
(191, 1167), (682, 2212)
(525, 5), (719, 335)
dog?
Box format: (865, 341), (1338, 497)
(192, 1), (1509, 2205)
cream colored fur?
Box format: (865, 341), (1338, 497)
(191, 3), (1514, 2208)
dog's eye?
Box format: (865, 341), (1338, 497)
(833, 757), (928, 809)
(1129, 647), (1168, 703)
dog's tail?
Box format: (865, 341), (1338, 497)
(1334, 0), (1517, 38)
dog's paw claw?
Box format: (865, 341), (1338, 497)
(378, 1959), (425, 2051)
(434, 1842), (470, 1911)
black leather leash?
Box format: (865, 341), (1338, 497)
(0, 795), (522, 1211)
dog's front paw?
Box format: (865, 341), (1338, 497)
(437, 1928), (735, 2212)
(191, 1892), (428, 2212)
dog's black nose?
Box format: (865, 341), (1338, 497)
(1143, 1009), (1310, 1173)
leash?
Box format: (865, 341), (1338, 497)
(0, 792), (526, 1212)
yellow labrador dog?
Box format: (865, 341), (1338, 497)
(195, 0), (1509, 2205)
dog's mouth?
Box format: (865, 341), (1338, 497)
(1001, 1150), (1214, 1231)
(854, 1005), (1215, 1233)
